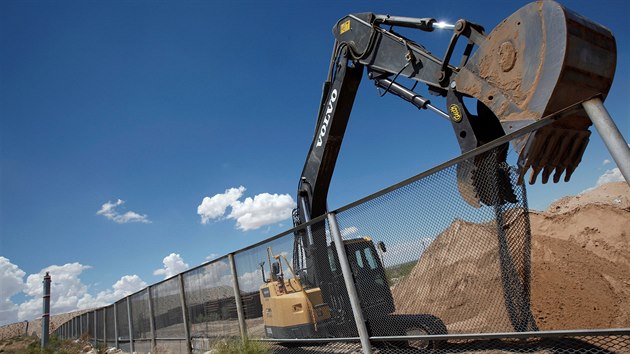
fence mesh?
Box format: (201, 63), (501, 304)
(106, 304), (115, 346)
(334, 145), (535, 344)
(50, 135), (630, 353)
(152, 277), (185, 339)
(130, 289), (152, 340)
(95, 308), (104, 342)
(266, 334), (630, 353)
(183, 256), (239, 351)
(233, 235), (294, 338)
(116, 299), (130, 341)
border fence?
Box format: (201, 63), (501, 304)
(54, 103), (630, 353)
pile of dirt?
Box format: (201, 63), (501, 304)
(530, 182), (630, 329)
(0, 309), (90, 341)
(392, 182), (629, 332)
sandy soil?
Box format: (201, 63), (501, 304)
(392, 181), (629, 332)
(0, 309), (90, 341)
(530, 182), (630, 329)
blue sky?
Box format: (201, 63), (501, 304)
(1, 0), (628, 325)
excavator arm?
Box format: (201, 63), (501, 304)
(293, 1), (616, 286)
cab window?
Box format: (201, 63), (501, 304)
(354, 250), (364, 268)
(328, 248), (337, 272)
(364, 247), (378, 270)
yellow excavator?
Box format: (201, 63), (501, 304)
(258, 0), (617, 348)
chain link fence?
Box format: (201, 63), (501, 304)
(53, 131), (630, 353)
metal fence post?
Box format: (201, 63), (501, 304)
(229, 253), (248, 342)
(582, 97), (630, 185)
(114, 303), (119, 349)
(147, 286), (157, 351)
(328, 212), (373, 354)
(103, 308), (107, 347)
(94, 310), (98, 348)
(126, 297), (134, 353)
(178, 274), (192, 354)
(93, 310), (97, 347)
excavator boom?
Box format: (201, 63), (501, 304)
(273, 0), (618, 343)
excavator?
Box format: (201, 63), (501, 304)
(258, 0), (616, 348)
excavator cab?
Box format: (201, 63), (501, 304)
(334, 238), (395, 318)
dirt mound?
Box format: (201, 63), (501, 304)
(392, 182), (630, 332)
(546, 181), (630, 214)
(0, 309), (90, 341)
(392, 209), (533, 333)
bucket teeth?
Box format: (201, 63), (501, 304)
(518, 126), (590, 185)
(458, 147), (517, 208)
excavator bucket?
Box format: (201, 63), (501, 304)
(455, 0), (616, 186)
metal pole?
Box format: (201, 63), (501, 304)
(93, 310), (97, 347)
(229, 253), (248, 343)
(126, 297), (134, 353)
(41, 272), (51, 348)
(114, 303), (119, 349)
(177, 274), (192, 354)
(327, 213), (373, 354)
(583, 97), (630, 185)
(93, 310), (98, 348)
(147, 286), (157, 351)
(103, 308), (107, 347)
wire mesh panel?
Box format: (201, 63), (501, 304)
(133, 339), (153, 353)
(155, 339), (188, 353)
(96, 308), (104, 343)
(333, 145), (534, 345)
(116, 299), (130, 342)
(106, 304), (115, 346)
(152, 277), (185, 339)
(232, 220), (360, 344)
(264, 333), (630, 353)
(79, 313), (87, 337)
(87, 311), (94, 339)
(232, 235), (293, 339)
(183, 256), (239, 351)
(130, 289), (152, 341)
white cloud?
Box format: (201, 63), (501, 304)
(97, 199), (150, 224)
(153, 253), (189, 279)
(197, 186), (245, 224)
(0, 259), (148, 325)
(581, 167), (625, 194)
(228, 193), (295, 231)
(237, 269), (264, 292)
(77, 275), (147, 309)
(206, 253), (220, 261)
(197, 186), (296, 231)
(602, 159), (611, 165)
(596, 167), (624, 185)
(18, 262), (91, 322)
(0, 257), (26, 325)
(340, 226), (359, 237)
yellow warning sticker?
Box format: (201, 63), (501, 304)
(340, 20), (351, 34)
(449, 104), (462, 122)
